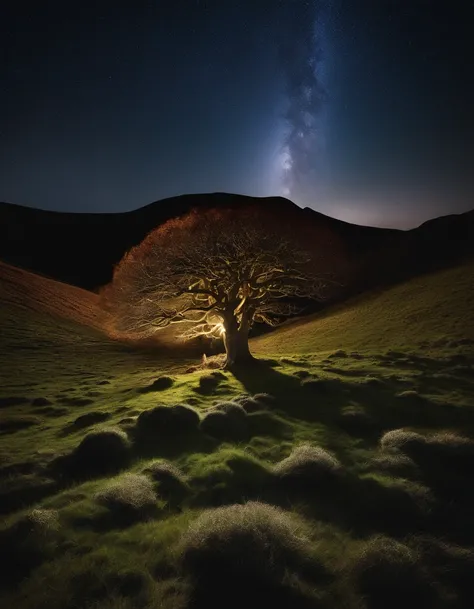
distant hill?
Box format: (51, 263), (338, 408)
(0, 193), (473, 295)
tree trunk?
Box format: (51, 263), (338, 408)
(223, 314), (254, 368)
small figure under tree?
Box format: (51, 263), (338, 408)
(102, 206), (334, 367)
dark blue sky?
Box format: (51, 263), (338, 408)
(1, 1), (473, 228)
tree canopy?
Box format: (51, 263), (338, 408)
(102, 206), (338, 366)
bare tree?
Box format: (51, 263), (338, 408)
(102, 207), (333, 367)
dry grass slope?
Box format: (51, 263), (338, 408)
(0, 261), (106, 331)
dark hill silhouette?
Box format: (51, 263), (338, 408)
(0, 193), (472, 296)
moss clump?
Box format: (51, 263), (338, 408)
(273, 444), (343, 488)
(136, 404), (200, 438)
(179, 501), (322, 607)
(57, 428), (131, 479)
(95, 473), (158, 522)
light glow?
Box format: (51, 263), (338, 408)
(178, 317), (226, 341)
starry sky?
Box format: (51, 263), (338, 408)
(1, 1), (473, 229)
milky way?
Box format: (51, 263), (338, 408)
(277, 1), (325, 201)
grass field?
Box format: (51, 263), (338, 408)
(1, 261), (474, 609)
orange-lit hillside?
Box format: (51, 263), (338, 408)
(0, 261), (107, 332)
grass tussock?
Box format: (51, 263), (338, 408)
(352, 535), (437, 609)
(0, 416), (41, 433)
(136, 404), (200, 438)
(31, 397), (52, 406)
(369, 453), (420, 478)
(95, 473), (158, 523)
(252, 392), (276, 405)
(143, 460), (189, 503)
(200, 409), (248, 441)
(0, 509), (61, 589)
(179, 501), (326, 608)
(337, 406), (374, 435)
(188, 449), (272, 506)
(54, 428), (131, 479)
(380, 429), (428, 455)
(68, 411), (111, 431)
(354, 475), (435, 535)
(409, 535), (474, 605)
(273, 444), (343, 488)
(233, 395), (263, 413)
(195, 371), (228, 394)
(213, 401), (247, 421)
(139, 376), (174, 393)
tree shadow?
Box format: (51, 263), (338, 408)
(231, 359), (474, 441)
(231, 360), (336, 421)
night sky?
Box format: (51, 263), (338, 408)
(1, 1), (473, 229)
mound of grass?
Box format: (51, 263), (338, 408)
(135, 404), (200, 438)
(144, 459), (186, 483)
(427, 432), (474, 469)
(246, 411), (291, 439)
(272, 444), (343, 488)
(396, 390), (425, 400)
(31, 397), (53, 406)
(214, 401), (247, 421)
(0, 415), (41, 433)
(179, 501), (323, 607)
(200, 410), (247, 441)
(139, 376), (174, 392)
(337, 407), (374, 435)
(354, 475), (435, 536)
(369, 453), (420, 478)
(410, 535), (474, 606)
(54, 428), (131, 479)
(143, 460), (189, 502)
(293, 369), (311, 379)
(0, 508), (61, 588)
(380, 429), (428, 455)
(352, 536), (437, 609)
(95, 473), (158, 523)
(253, 392), (276, 405)
(188, 449), (272, 506)
(196, 372), (226, 394)
(69, 411), (111, 431)
(234, 395), (263, 413)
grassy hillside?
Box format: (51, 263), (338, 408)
(253, 260), (474, 356)
(0, 261), (106, 331)
(1, 261), (474, 609)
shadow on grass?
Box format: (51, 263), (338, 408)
(231, 359), (474, 441)
(133, 427), (217, 461)
(0, 476), (59, 516)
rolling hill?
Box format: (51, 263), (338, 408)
(252, 259), (474, 356)
(0, 261), (106, 332)
(2, 193), (472, 295)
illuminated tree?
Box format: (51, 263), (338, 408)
(103, 207), (333, 367)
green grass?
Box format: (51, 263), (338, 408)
(1, 261), (474, 608)
(252, 260), (474, 356)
